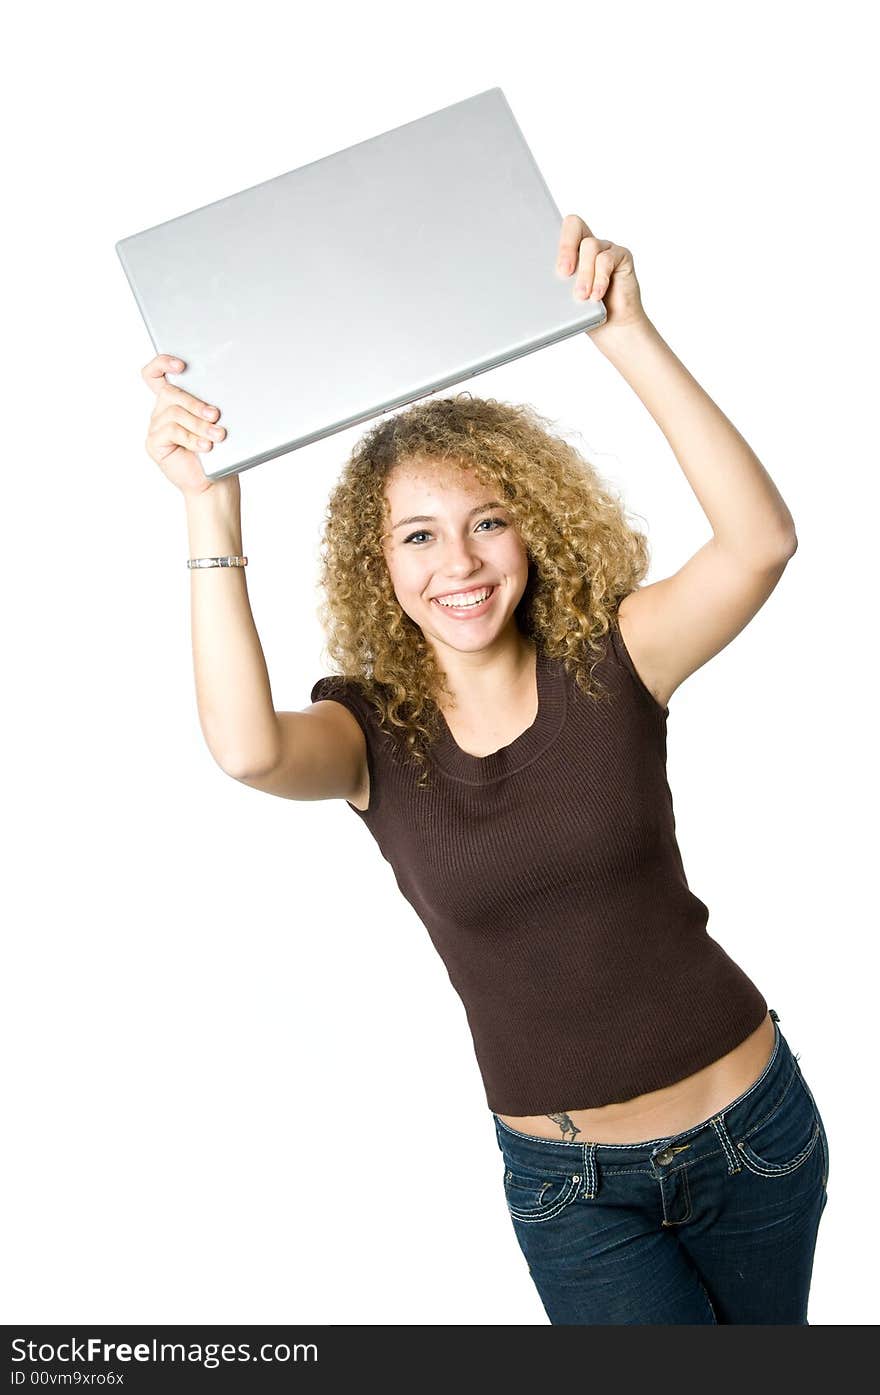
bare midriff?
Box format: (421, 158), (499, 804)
(495, 1011), (776, 1144)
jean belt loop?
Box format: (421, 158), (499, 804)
(709, 1114), (743, 1175)
(579, 1140), (599, 1199)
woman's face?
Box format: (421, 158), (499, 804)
(381, 460), (530, 657)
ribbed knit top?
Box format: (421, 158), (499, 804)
(310, 618), (767, 1115)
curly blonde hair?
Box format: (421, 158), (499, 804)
(315, 393), (650, 787)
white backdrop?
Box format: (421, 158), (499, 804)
(3, 0), (875, 1326)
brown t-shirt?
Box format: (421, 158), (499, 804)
(310, 619), (767, 1115)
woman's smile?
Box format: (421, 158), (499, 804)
(430, 584), (498, 617)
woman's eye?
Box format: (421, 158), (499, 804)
(403, 518), (507, 546)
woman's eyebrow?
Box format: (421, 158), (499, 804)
(391, 501), (506, 530)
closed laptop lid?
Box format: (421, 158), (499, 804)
(115, 87), (606, 481)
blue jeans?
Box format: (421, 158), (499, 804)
(493, 1009), (829, 1324)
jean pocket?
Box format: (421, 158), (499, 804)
(502, 1165), (581, 1223)
(734, 1067), (823, 1179)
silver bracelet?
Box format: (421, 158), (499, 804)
(186, 555), (248, 569)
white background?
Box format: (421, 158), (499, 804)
(3, 0), (875, 1326)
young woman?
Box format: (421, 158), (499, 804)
(141, 214), (829, 1325)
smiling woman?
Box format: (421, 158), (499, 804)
(159, 213), (824, 1324)
(294, 372), (822, 1324)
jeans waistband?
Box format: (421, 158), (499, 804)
(493, 1008), (792, 1178)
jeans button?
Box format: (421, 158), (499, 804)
(656, 1148), (675, 1165)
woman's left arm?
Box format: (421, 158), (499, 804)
(556, 214), (798, 706)
(558, 213), (797, 562)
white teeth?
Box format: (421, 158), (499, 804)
(434, 587), (492, 608)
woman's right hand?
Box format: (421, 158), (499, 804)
(142, 353), (234, 500)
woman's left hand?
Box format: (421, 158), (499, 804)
(555, 214), (648, 337)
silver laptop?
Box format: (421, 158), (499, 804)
(115, 87), (606, 481)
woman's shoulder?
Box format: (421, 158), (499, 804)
(309, 673), (407, 752)
(602, 610), (670, 717)
(309, 676), (388, 817)
(310, 673), (380, 725)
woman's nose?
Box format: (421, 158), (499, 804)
(440, 537), (483, 570)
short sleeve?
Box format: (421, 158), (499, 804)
(309, 676), (379, 817)
(608, 618), (669, 718)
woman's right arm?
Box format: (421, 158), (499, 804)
(184, 481), (280, 776)
(188, 482), (367, 799)
(143, 352), (367, 801)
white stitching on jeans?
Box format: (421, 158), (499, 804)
(736, 1121), (821, 1177)
(710, 1115), (742, 1174)
(505, 1173), (580, 1223)
(660, 1160), (693, 1226)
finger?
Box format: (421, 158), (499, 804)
(140, 357), (222, 424)
(587, 247), (617, 300)
(154, 403), (227, 445)
(575, 239), (614, 298)
(141, 353), (185, 393)
(556, 214), (592, 276)
(156, 380), (224, 423)
(148, 416), (216, 456)
(150, 421), (214, 457)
